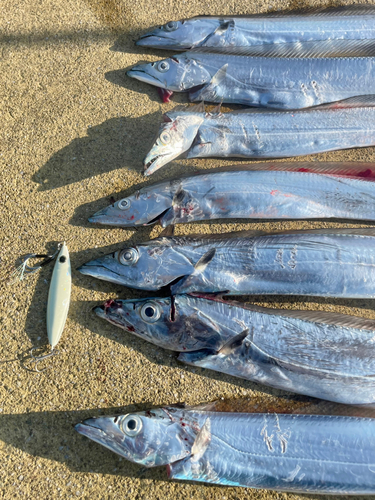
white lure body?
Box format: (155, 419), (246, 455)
(46, 242), (71, 348)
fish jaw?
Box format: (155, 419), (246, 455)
(93, 300), (131, 328)
(76, 408), (195, 467)
(135, 34), (187, 50)
(75, 417), (134, 461)
(77, 256), (139, 287)
(135, 19), (221, 50)
(143, 149), (174, 176)
(88, 206), (135, 226)
(88, 204), (167, 227)
(144, 111), (205, 175)
(89, 189), (173, 227)
(127, 65), (166, 89)
(93, 299), (153, 336)
(78, 244), (192, 290)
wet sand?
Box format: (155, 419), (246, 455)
(1, 0), (375, 498)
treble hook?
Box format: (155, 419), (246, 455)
(7, 244), (61, 284)
(29, 347), (59, 372)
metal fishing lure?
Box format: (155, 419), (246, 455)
(30, 242), (71, 371)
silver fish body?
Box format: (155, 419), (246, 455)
(76, 402), (375, 493)
(89, 163), (375, 227)
(128, 46), (375, 109)
(143, 98), (375, 175)
(78, 228), (375, 298)
(95, 293), (375, 404)
(135, 6), (375, 50)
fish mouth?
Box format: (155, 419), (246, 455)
(77, 260), (127, 286)
(89, 206), (172, 227)
(88, 207), (137, 227)
(127, 68), (165, 89)
(143, 153), (169, 176)
(88, 207), (131, 226)
(135, 34), (184, 49)
(75, 417), (130, 460)
(93, 302), (136, 330)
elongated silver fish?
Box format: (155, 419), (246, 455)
(135, 5), (375, 50)
(76, 398), (375, 493)
(78, 228), (375, 298)
(143, 97), (375, 175)
(89, 163), (375, 227)
(95, 293), (375, 404)
(128, 40), (375, 108)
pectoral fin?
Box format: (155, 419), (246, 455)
(218, 329), (249, 355)
(191, 418), (211, 462)
(194, 248), (216, 273)
(189, 64), (228, 102)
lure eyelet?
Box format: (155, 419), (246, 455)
(119, 248), (139, 266)
(121, 414), (143, 437)
(157, 60), (170, 73)
(118, 198), (130, 210)
(164, 21), (178, 32)
(160, 131), (171, 145)
(140, 302), (161, 323)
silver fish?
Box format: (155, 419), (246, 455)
(76, 398), (375, 493)
(128, 40), (375, 108)
(135, 5), (375, 50)
(143, 97), (375, 175)
(78, 228), (375, 298)
(89, 163), (375, 227)
(95, 293), (375, 404)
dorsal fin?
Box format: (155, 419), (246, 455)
(190, 39), (375, 59)
(194, 5), (375, 20)
(276, 227), (375, 238)
(188, 396), (375, 418)
(185, 161), (375, 181)
(229, 95), (375, 116)
(308, 94), (375, 110)
(188, 292), (375, 331)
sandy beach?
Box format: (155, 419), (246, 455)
(1, 0), (375, 498)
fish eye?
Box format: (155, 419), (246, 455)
(121, 414), (143, 437)
(164, 21), (178, 32)
(119, 248), (139, 266)
(118, 198), (130, 210)
(140, 302), (162, 323)
(160, 131), (171, 145)
(157, 60), (170, 73)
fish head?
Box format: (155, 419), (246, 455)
(127, 56), (211, 94)
(135, 18), (221, 50)
(88, 184), (173, 227)
(94, 296), (175, 345)
(144, 107), (205, 175)
(94, 294), (227, 352)
(75, 407), (194, 467)
(77, 239), (195, 290)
